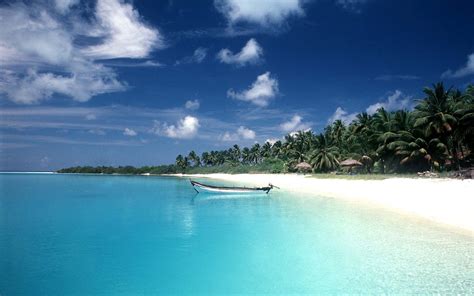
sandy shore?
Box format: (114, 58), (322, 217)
(174, 173), (474, 235)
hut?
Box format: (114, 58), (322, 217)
(340, 159), (362, 174)
(295, 162), (312, 173)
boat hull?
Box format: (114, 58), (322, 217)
(190, 180), (272, 194)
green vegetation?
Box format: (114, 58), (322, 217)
(57, 165), (178, 175)
(58, 83), (473, 176)
(175, 83), (473, 174)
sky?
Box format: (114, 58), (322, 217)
(0, 0), (473, 171)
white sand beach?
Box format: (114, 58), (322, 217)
(176, 174), (474, 235)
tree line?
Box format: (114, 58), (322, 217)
(176, 83), (473, 174)
(58, 83), (473, 175)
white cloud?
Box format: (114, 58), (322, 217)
(85, 114), (97, 120)
(442, 53), (474, 79)
(54, 0), (79, 14)
(123, 128), (137, 136)
(327, 90), (412, 124)
(365, 90), (411, 114)
(221, 126), (256, 141)
(328, 107), (358, 124)
(185, 99), (200, 110)
(237, 126), (256, 139)
(152, 116), (200, 139)
(175, 47), (207, 65)
(82, 0), (163, 59)
(221, 131), (239, 142)
(280, 115), (311, 133)
(214, 0), (304, 27)
(0, 0), (159, 104)
(1, 67), (124, 104)
(227, 72), (278, 107)
(265, 138), (279, 145)
(217, 38), (263, 66)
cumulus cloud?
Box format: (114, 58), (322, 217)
(265, 138), (279, 145)
(442, 53), (474, 79)
(227, 72), (278, 107)
(328, 90), (412, 124)
(365, 90), (411, 114)
(152, 116), (200, 139)
(280, 115), (311, 133)
(237, 126), (256, 139)
(175, 47), (207, 65)
(85, 114), (97, 120)
(82, 0), (163, 59)
(0, 67), (124, 104)
(54, 0), (79, 14)
(123, 128), (137, 136)
(214, 0), (303, 27)
(221, 126), (256, 141)
(328, 107), (358, 124)
(217, 38), (263, 66)
(0, 0), (160, 104)
(185, 99), (200, 110)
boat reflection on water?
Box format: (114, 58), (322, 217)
(191, 191), (269, 202)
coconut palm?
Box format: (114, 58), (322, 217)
(309, 133), (340, 172)
(414, 83), (456, 137)
(250, 143), (261, 164)
(188, 150), (200, 167)
(261, 142), (272, 159)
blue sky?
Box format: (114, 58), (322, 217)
(1, 0), (473, 171)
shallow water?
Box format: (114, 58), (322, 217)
(0, 173), (473, 294)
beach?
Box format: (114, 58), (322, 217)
(175, 174), (474, 235)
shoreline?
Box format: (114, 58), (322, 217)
(173, 173), (474, 235)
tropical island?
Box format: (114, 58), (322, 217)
(59, 83), (473, 178)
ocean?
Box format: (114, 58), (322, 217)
(0, 173), (472, 294)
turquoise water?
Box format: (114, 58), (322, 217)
(1, 173), (473, 294)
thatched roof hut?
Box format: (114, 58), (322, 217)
(340, 159), (363, 167)
(295, 162), (312, 172)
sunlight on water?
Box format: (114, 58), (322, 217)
(0, 174), (473, 294)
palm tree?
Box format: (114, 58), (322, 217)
(250, 143), (261, 164)
(414, 83), (456, 136)
(330, 120), (346, 149)
(271, 140), (283, 158)
(201, 152), (211, 166)
(414, 83), (458, 168)
(372, 108), (393, 173)
(188, 150), (200, 167)
(452, 86), (474, 157)
(309, 133), (340, 172)
(175, 154), (188, 171)
(232, 144), (241, 162)
(241, 147), (251, 164)
(387, 130), (448, 171)
(261, 142), (272, 159)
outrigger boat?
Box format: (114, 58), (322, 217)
(190, 180), (278, 194)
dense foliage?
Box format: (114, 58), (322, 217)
(58, 83), (473, 175)
(57, 165), (178, 175)
(177, 83), (473, 174)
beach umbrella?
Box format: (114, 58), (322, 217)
(340, 159), (362, 173)
(295, 162), (312, 173)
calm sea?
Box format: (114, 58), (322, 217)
(0, 173), (473, 294)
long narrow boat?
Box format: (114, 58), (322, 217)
(190, 180), (276, 194)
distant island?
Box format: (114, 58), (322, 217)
(59, 83), (473, 177)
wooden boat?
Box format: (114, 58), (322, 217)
(190, 180), (277, 194)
